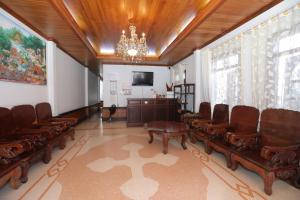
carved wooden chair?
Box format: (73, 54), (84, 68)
(184, 102), (211, 128)
(0, 107), (47, 189)
(206, 105), (260, 167)
(11, 105), (66, 162)
(35, 102), (77, 140)
(190, 104), (229, 152)
(230, 108), (300, 195)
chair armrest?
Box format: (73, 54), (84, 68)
(261, 144), (300, 168)
(17, 128), (49, 135)
(36, 121), (63, 126)
(0, 141), (26, 160)
(225, 132), (258, 151)
(205, 123), (229, 136)
(18, 127), (58, 139)
(191, 119), (212, 128)
(52, 117), (77, 123)
(35, 122), (66, 132)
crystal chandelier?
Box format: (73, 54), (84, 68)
(116, 24), (148, 62)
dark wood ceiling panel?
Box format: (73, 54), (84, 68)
(0, 0), (282, 67)
(63, 0), (210, 55)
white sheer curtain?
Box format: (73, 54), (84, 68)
(210, 37), (242, 108)
(250, 5), (300, 111)
(199, 49), (211, 102)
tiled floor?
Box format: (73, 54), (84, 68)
(1, 116), (299, 200)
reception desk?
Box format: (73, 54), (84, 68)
(127, 98), (177, 127)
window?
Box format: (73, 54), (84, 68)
(211, 39), (241, 106)
(276, 33), (300, 110)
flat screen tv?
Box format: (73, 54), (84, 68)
(132, 71), (153, 86)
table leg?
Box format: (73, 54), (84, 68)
(163, 133), (169, 154)
(181, 133), (187, 150)
(148, 131), (154, 144)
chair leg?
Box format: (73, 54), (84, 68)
(189, 133), (197, 144)
(69, 129), (75, 140)
(59, 137), (66, 150)
(293, 168), (300, 188)
(264, 172), (275, 195)
(231, 158), (239, 171)
(10, 166), (22, 189)
(43, 144), (52, 164)
(204, 141), (212, 154)
(225, 152), (231, 168)
(20, 161), (29, 183)
(181, 134), (187, 150)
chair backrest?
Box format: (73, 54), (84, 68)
(260, 108), (300, 146)
(212, 104), (229, 124)
(230, 105), (259, 133)
(11, 105), (36, 129)
(199, 102), (211, 120)
(35, 102), (53, 122)
(0, 107), (16, 137)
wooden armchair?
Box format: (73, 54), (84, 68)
(184, 102), (211, 128)
(230, 109), (300, 195)
(11, 105), (67, 162)
(0, 107), (48, 189)
(206, 105), (259, 167)
(35, 102), (77, 140)
(190, 104), (229, 152)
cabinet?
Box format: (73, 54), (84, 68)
(127, 98), (177, 127)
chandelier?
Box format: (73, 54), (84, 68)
(116, 24), (148, 62)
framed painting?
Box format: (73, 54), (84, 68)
(0, 11), (46, 85)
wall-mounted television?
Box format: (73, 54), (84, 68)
(132, 71), (153, 86)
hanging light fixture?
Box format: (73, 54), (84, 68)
(116, 24), (148, 62)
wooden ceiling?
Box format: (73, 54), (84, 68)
(0, 0), (282, 69)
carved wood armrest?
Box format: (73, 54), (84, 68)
(192, 119), (212, 128)
(18, 128), (57, 139)
(36, 121), (63, 126)
(205, 123), (229, 136)
(18, 128), (49, 135)
(0, 141), (25, 160)
(52, 117), (77, 124)
(261, 145), (300, 168)
(225, 132), (258, 151)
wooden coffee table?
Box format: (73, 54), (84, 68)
(147, 121), (188, 154)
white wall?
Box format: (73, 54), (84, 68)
(55, 48), (86, 114)
(0, 82), (48, 108)
(88, 69), (99, 105)
(103, 64), (170, 107)
(171, 54), (195, 84)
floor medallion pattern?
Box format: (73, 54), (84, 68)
(87, 143), (178, 200)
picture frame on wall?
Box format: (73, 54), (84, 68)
(0, 10), (47, 85)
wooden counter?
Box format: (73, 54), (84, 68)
(127, 98), (177, 127)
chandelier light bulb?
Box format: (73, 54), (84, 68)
(128, 49), (138, 56)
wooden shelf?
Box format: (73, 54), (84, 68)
(173, 83), (195, 112)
